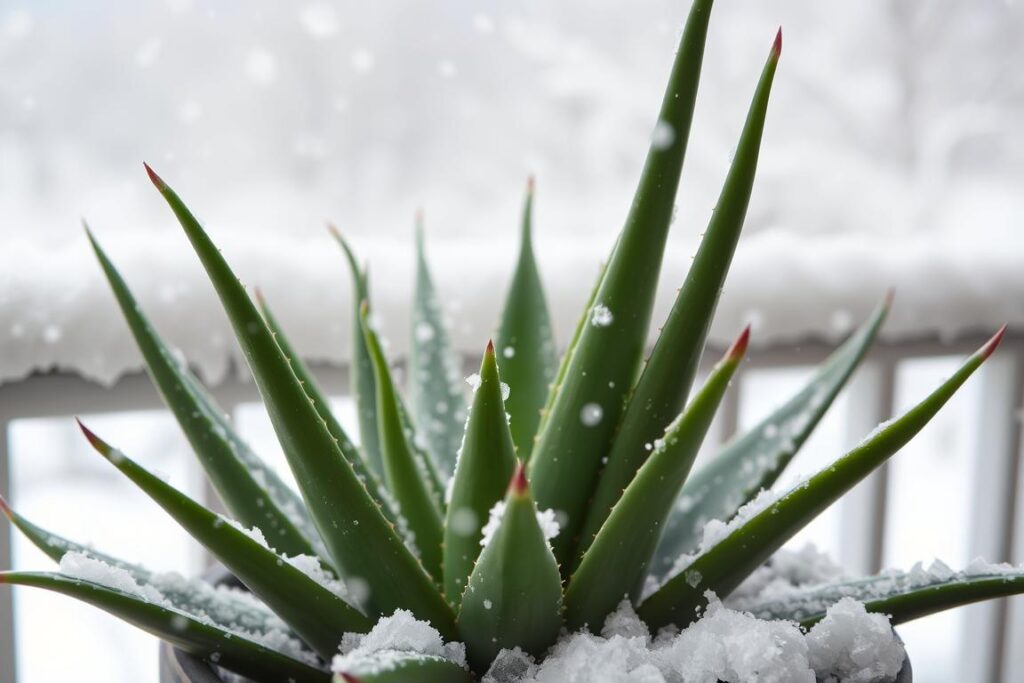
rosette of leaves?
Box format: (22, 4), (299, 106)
(4, 2), (1022, 681)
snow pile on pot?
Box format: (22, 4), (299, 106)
(332, 593), (905, 683)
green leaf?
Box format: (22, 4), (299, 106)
(255, 288), (395, 519)
(577, 35), (780, 560)
(457, 464), (563, 673)
(0, 572), (329, 683)
(142, 164), (456, 637)
(333, 653), (473, 683)
(409, 218), (465, 478)
(532, 241), (614, 450)
(329, 225), (385, 481)
(736, 566), (1024, 628)
(637, 327), (1006, 630)
(495, 179), (557, 459)
(650, 294), (890, 574)
(85, 227), (323, 561)
(78, 421), (370, 659)
(360, 302), (445, 581)
(0, 496), (290, 637)
(442, 342), (518, 606)
(526, 0), (715, 569)
(564, 329), (748, 631)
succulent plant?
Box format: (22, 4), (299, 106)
(3, 1), (1024, 681)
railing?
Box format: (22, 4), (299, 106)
(1, 331), (1021, 682)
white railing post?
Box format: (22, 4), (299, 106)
(996, 347), (1024, 682)
(839, 359), (895, 575)
(960, 350), (1022, 682)
(1, 417), (16, 683)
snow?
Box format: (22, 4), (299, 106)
(283, 554), (349, 600)
(448, 507), (480, 537)
(59, 552), (169, 606)
(298, 4), (339, 39)
(480, 594), (904, 683)
(479, 500), (561, 548)
(650, 121), (675, 151)
(667, 488), (782, 580)
(806, 598), (906, 683)
(465, 373), (482, 392)
(244, 48), (279, 86)
(580, 402), (604, 427)
(590, 304), (614, 328)
(735, 554), (1024, 623)
(2, 2), (1024, 390)
(222, 518), (269, 548)
(56, 552), (320, 666)
(729, 544), (846, 609)
(333, 609), (467, 674)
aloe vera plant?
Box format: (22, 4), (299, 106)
(3, 2), (1021, 681)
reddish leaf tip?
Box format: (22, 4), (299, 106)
(76, 418), (108, 455)
(726, 325), (751, 362)
(0, 494), (11, 519)
(339, 675), (362, 683)
(527, 175), (535, 193)
(884, 288), (895, 308)
(509, 461), (529, 496)
(142, 162), (166, 191)
(485, 339), (495, 356)
(253, 287), (265, 306)
(772, 27), (782, 57)
(326, 222), (341, 239)
(979, 325), (1008, 360)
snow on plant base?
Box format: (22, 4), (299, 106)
(330, 594), (905, 683)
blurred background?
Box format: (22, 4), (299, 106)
(1, 0), (1024, 681)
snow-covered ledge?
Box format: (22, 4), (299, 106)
(1, 229), (1020, 388)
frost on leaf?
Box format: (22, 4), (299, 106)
(479, 501), (560, 548)
(579, 402), (603, 427)
(589, 304), (613, 327)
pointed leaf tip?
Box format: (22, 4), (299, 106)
(0, 494), (11, 519)
(339, 675), (362, 683)
(527, 175), (535, 193)
(510, 461), (529, 496)
(326, 222), (341, 239)
(485, 339), (495, 356)
(142, 162), (166, 191)
(726, 325), (752, 362)
(980, 325), (1007, 360)
(75, 419), (108, 455)
(772, 27), (782, 57)
(884, 288), (896, 308)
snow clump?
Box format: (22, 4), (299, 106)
(333, 609), (467, 674)
(479, 501), (560, 548)
(479, 593), (904, 683)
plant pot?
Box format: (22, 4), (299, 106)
(159, 567), (914, 683)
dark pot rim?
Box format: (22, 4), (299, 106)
(159, 567), (913, 683)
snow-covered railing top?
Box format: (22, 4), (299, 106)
(3, 1), (1023, 387)
(2, 229), (1020, 388)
